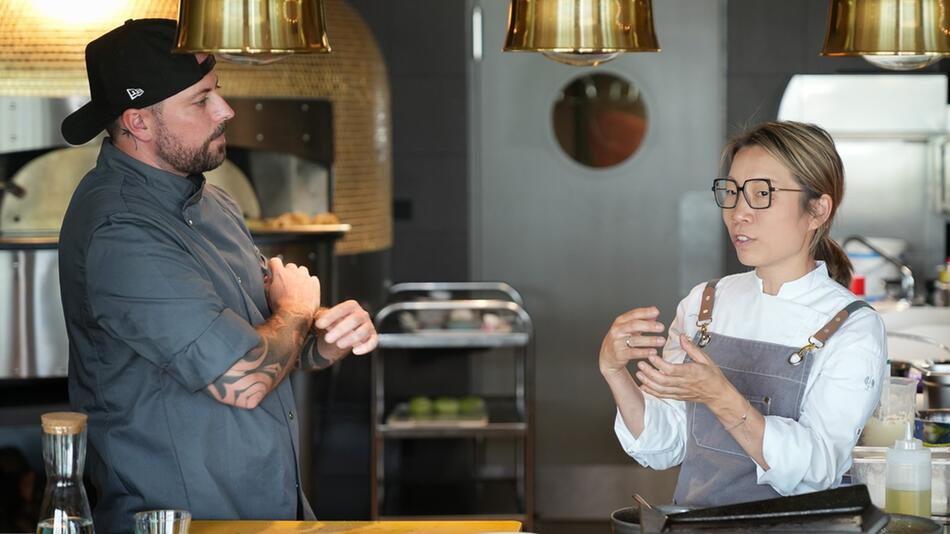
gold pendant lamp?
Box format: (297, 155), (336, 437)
(504, 0), (660, 67)
(821, 0), (950, 70)
(174, 0), (331, 65)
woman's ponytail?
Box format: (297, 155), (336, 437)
(814, 232), (852, 288)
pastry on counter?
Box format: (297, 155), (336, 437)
(246, 211), (340, 229)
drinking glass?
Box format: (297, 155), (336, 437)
(133, 510), (190, 534)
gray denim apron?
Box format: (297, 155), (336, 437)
(672, 279), (871, 507)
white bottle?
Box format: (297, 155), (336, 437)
(885, 422), (932, 517)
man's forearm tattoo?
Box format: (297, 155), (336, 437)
(206, 309), (311, 409)
(301, 342), (333, 371)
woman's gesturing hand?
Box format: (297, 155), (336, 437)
(599, 306), (667, 376)
(635, 334), (730, 405)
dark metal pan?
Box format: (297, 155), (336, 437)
(636, 485), (892, 533)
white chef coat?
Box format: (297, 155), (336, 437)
(614, 261), (888, 497)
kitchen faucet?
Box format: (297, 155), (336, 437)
(841, 235), (915, 304)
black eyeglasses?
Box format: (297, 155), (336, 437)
(711, 178), (805, 209)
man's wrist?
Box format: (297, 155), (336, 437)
(266, 307), (314, 346)
(276, 304), (315, 323)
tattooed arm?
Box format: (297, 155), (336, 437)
(300, 332), (333, 371)
(206, 309), (312, 409)
(297, 301), (379, 371)
(205, 257), (320, 409)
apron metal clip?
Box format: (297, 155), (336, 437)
(696, 319), (711, 347)
(789, 336), (824, 366)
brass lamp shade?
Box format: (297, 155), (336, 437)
(504, 0), (660, 67)
(175, 0), (331, 65)
(821, 0), (950, 69)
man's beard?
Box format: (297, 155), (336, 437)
(155, 119), (228, 175)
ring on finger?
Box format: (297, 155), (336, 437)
(624, 336), (635, 349)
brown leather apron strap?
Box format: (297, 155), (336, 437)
(697, 279), (720, 325)
(789, 300), (872, 365)
(695, 279), (720, 347)
(810, 300), (873, 347)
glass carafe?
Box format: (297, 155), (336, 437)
(36, 412), (94, 534)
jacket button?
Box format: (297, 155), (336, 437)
(187, 219), (194, 226)
(288, 411), (295, 420)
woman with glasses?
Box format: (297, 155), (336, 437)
(599, 121), (886, 507)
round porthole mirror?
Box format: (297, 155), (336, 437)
(552, 73), (648, 168)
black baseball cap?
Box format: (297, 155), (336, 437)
(61, 18), (217, 146)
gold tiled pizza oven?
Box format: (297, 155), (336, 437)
(0, 0), (392, 255)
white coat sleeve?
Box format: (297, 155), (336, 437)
(613, 284), (704, 470)
(754, 309), (887, 494)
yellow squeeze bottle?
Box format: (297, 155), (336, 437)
(885, 422), (931, 517)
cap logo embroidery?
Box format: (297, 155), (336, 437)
(126, 88), (144, 100)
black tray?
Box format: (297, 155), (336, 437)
(637, 485), (893, 533)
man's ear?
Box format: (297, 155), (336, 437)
(117, 108), (156, 143)
(809, 193), (833, 231)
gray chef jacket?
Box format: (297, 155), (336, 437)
(59, 139), (314, 534)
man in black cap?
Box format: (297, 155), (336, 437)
(58, 19), (377, 533)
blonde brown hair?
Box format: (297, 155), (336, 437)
(720, 121), (852, 288)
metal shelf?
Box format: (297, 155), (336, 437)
(377, 422), (528, 438)
(387, 281), (525, 305)
(380, 469), (520, 485)
(378, 396), (525, 438)
(378, 331), (529, 349)
(371, 282), (534, 530)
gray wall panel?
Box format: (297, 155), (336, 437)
(350, 0), (470, 284)
(470, 0), (726, 519)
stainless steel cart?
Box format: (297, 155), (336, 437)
(370, 282), (534, 528)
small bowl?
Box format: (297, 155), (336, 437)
(886, 513), (942, 534)
(610, 505), (691, 534)
(917, 409), (950, 445)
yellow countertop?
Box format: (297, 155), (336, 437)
(191, 520), (522, 534)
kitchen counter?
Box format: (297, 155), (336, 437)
(0, 225), (351, 250)
(190, 520), (522, 533)
(0, 234), (58, 249)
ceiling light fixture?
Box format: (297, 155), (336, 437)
(174, 0), (331, 65)
(504, 0), (660, 67)
(821, 0), (950, 71)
